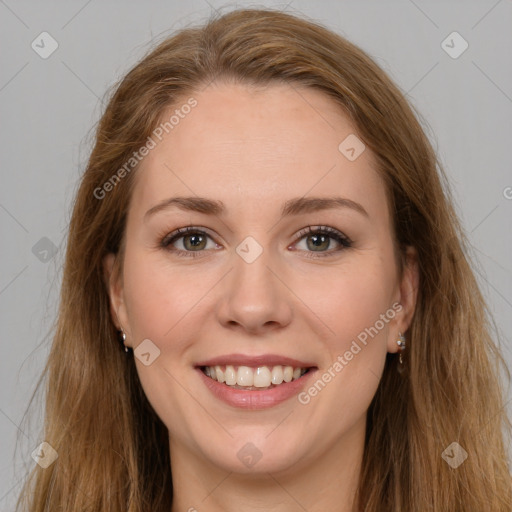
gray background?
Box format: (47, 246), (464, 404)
(1, 0), (511, 508)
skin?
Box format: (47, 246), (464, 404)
(104, 81), (418, 512)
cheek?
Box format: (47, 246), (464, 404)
(299, 255), (396, 403)
(302, 257), (396, 346)
(294, 263), (395, 427)
(121, 251), (206, 438)
(122, 250), (206, 340)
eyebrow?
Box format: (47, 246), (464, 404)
(144, 195), (369, 221)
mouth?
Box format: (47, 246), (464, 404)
(199, 364), (314, 390)
(194, 354), (318, 409)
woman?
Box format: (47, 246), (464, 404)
(16, 7), (512, 511)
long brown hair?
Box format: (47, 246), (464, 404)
(15, 7), (512, 511)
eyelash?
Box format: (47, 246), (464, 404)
(160, 225), (352, 259)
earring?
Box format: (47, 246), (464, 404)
(396, 332), (406, 372)
(119, 329), (130, 353)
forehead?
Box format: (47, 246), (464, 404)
(130, 81), (387, 221)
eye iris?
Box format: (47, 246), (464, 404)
(307, 233), (329, 251)
(184, 233), (206, 250)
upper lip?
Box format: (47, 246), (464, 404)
(195, 353), (317, 368)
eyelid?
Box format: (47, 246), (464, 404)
(160, 226), (221, 258)
(160, 226), (217, 246)
(160, 224), (352, 258)
(291, 225), (352, 259)
(294, 225), (352, 245)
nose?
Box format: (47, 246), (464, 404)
(215, 244), (293, 335)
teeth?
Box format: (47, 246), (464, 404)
(237, 366), (253, 386)
(203, 364), (308, 388)
(271, 366), (284, 385)
(283, 366), (293, 383)
(253, 367), (272, 388)
(224, 365), (236, 385)
(215, 366), (225, 383)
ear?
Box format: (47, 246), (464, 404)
(388, 245), (419, 353)
(103, 252), (131, 346)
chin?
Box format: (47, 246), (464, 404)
(198, 433), (309, 475)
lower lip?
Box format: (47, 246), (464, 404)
(196, 368), (317, 410)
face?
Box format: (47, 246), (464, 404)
(105, 81), (418, 476)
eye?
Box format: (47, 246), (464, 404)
(160, 225), (352, 259)
(292, 225), (352, 258)
(160, 226), (219, 258)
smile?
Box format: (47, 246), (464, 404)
(201, 364), (312, 390)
